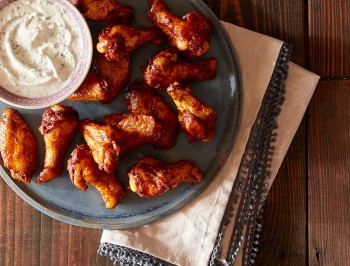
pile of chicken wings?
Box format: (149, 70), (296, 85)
(0, 0), (219, 209)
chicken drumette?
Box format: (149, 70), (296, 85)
(125, 83), (178, 149)
(37, 105), (79, 183)
(0, 109), (38, 183)
(128, 157), (203, 198)
(167, 82), (217, 143)
(68, 53), (130, 103)
(143, 48), (217, 90)
(68, 144), (125, 208)
(104, 113), (162, 150)
(80, 119), (126, 173)
(76, 0), (134, 24)
(148, 0), (212, 57)
(97, 25), (164, 62)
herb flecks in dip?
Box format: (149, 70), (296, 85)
(0, 0), (83, 98)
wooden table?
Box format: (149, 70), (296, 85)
(1, 1), (349, 265)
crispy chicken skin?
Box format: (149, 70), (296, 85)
(148, 0), (212, 57)
(0, 109), (38, 183)
(68, 71), (109, 102)
(128, 157), (203, 198)
(68, 144), (125, 208)
(76, 0), (134, 24)
(68, 53), (130, 103)
(37, 105), (79, 183)
(167, 82), (217, 142)
(80, 119), (126, 173)
(104, 113), (162, 150)
(125, 83), (178, 149)
(97, 25), (164, 62)
(143, 48), (217, 90)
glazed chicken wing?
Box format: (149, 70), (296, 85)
(0, 109), (38, 183)
(69, 53), (130, 103)
(80, 119), (126, 173)
(125, 83), (178, 149)
(37, 105), (79, 183)
(148, 0), (212, 57)
(97, 25), (164, 62)
(143, 48), (217, 90)
(68, 71), (109, 102)
(68, 144), (125, 208)
(104, 113), (162, 150)
(128, 157), (202, 198)
(167, 82), (217, 142)
(76, 0), (134, 24)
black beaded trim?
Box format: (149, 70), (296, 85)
(98, 243), (175, 266)
(209, 43), (292, 266)
(98, 43), (292, 266)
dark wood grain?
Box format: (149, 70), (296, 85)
(309, 1), (350, 77)
(308, 80), (350, 265)
(0, 179), (113, 266)
(203, 0), (307, 66)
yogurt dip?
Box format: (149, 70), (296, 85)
(0, 0), (84, 98)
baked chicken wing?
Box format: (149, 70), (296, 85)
(76, 0), (134, 24)
(0, 109), (38, 183)
(69, 53), (130, 103)
(104, 113), (162, 150)
(37, 105), (79, 183)
(68, 144), (125, 208)
(97, 25), (164, 62)
(125, 83), (178, 149)
(167, 82), (217, 142)
(80, 119), (126, 173)
(148, 0), (212, 57)
(143, 48), (217, 90)
(128, 157), (202, 198)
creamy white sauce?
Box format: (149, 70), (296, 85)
(0, 0), (83, 98)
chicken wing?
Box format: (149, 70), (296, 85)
(68, 144), (125, 208)
(80, 119), (126, 173)
(104, 113), (162, 150)
(69, 53), (130, 103)
(143, 48), (217, 90)
(97, 25), (164, 62)
(128, 157), (202, 198)
(37, 105), (79, 183)
(148, 0), (212, 57)
(76, 0), (134, 24)
(0, 109), (38, 183)
(167, 82), (217, 142)
(125, 83), (178, 149)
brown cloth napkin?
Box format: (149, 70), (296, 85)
(99, 22), (320, 266)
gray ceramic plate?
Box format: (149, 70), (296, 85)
(0, 0), (241, 229)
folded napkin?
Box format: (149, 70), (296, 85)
(98, 22), (320, 265)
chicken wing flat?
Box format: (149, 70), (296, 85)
(148, 0), (212, 57)
(68, 53), (129, 103)
(97, 25), (164, 62)
(104, 113), (162, 150)
(76, 0), (134, 24)
(68, 71), (109, 102)
(0, 109), (38, 183)
(80, 119), (126, 173)
(37, 105), (79, 183)
(68, 144), (125, 208)
(167, 82), (217, 142)
(125, 83), (178, 149)
(143, 48), (217, 90)
(128, 157), (202, 198)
